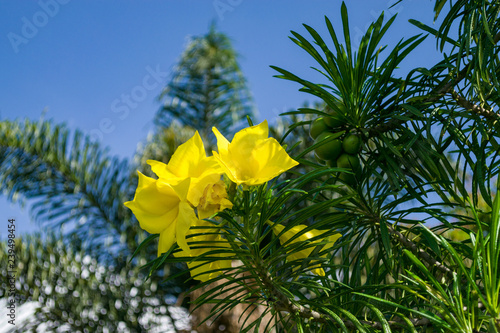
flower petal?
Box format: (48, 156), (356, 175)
(147, 160), (177, 180)
(269, 222), (341, 276)
(124, 172), (180, 234)
(252, 137), (299, 180)
(149, 135), (223, 207)
(231, 120), (269, 146)
(212, 121), (298, 186)
(176, 202), (198, 253)
(212, 151), (240, 184)
(165, 131), (206, 178)
(173, 219), (232, 282)
(226, 121), (269, 180)
(212, 126), (230, 156)
(312, 267), (326, 276)
(158, 223), (176, 256)
(164, 177), (191, 202)
(186, 170), (222, 207)
(125, 200), (178, 235)
(188, 258), (231, 282)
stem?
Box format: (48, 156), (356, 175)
(255, 256), (433, 330)
(387, 224), (453, 275)
(450, 90), (499, 120)
(256, 261), (325, 321)
(243, 189), (251, 235)
(495, 318), (500, 332)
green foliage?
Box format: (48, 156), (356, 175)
(0, 118), (138, 259)
(134, 121), (196, 176)
(150, 168), (353, 332)
(2, 1), (500, 332)
(0, 233), (190, 332)
(138, 1), (500, 332)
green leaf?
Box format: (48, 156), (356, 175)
(129, 233), (159, 263)
(360, 301), (391, 333)
(331, 305), (369, 333)
(417, 225), (442, 257)
(379, 219), (393, 267)
(409, 19), (459, 47)
(355, 292), (453, 330)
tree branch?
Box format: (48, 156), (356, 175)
(352, 317), (431, 330)
(369, 29), (500, 135)
(274, 302), (432, 330)
(259, 261), (432, 330)
(450, 90), (499, 120)
(387, 224), (453, 275)
(0, 120), (136, 259)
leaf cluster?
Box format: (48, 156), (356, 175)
(0, 233), (190, 332)
(148, 1), (500, 332)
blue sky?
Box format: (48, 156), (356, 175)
(0, 0), (440, 237)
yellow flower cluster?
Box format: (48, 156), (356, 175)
(268, 222), (341, 276)
(124, 131), (223, 257)
(213, 120), (299, 186)
(125, 121), (298, 281)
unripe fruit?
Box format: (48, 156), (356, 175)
(336, 153), (360, 172)
(309, 117), (329, 140)
(339, 171), (356, 185)
(315, 152), (326, 165)
(314, 132), (342, 161)
(324, 116), (344, 128)
(342, 134), (362, 154)
(326, 159), (337, 168)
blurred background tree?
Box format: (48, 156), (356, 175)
(155, 24), (256, 150)
(0, 233), (190, 332)
(0, 25), (267, 332)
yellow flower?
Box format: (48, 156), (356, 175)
(124, 173), (197, 256)
(212, 120), (299, 186)
(198, 180), (233, 220)
(270, 222), (341, 276)
(148, 131), (222, 207)
(174, 220), (232, 282)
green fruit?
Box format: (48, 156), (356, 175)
(339, 172), (356, 185)
(324, 116), (344, 128)
(342, 134), (362, 154)
(309, 117), (329, 140)
(314, 132), (342, 160)
(336, 153), (360, 171)
(326, 159), (337, 168)
(315, 152), (326, 165)
(324, 103), (346, 128)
